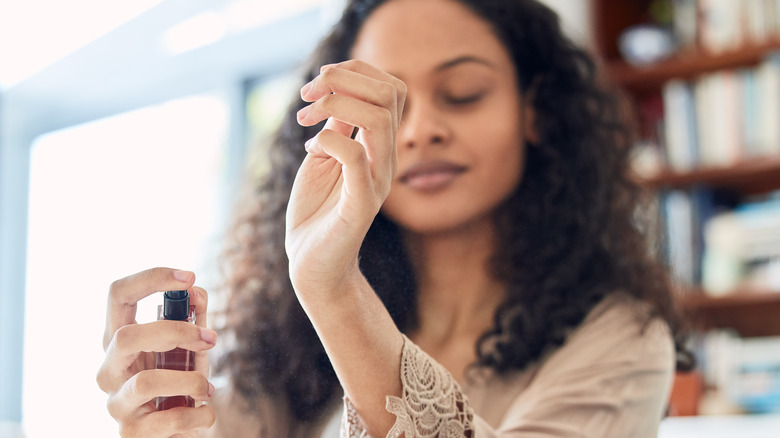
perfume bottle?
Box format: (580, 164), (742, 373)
(155, 290), (196, 410)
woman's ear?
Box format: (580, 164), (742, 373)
(522, 103), (539, 145)
(522, 76), (540, 145)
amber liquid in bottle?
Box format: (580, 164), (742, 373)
(155, 290), (196, 410)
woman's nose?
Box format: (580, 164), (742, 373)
(397, 101), (451, 150)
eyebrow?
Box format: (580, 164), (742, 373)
(435, 55), (496, 72)
(386, 55), (495, 81)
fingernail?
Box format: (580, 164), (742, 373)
(297, 105), (310, 122)
(208, 382), (215, 398)
(199, 327), (217, 344)
(304, 138), (314, 152)
(301, 81), (312, 97)
(173, 270), (194, 282)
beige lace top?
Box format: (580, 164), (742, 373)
(341, 293), (675, 438)
(205, 293), (675, 438)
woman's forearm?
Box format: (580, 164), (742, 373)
(295, 269), (403, 436)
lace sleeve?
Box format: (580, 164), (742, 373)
(341, 335), (475, 438)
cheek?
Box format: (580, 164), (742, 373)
(483, 139), (525, 194)
(470, 113), (526, 188)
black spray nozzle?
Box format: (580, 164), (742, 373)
(163, 290), (190, 321)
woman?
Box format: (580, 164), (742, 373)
(97, 0), (691, 436)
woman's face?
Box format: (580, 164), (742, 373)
(351, 0), (534, 235)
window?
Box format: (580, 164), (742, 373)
(23, 94), (229, 437)
(0, 1), (344, 434)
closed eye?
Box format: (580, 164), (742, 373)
(444, 93), (483, 105)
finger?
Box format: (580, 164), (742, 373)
(303, 62), (406, 130)
(190, 286), (209, 330)
(98, 320), (216, 393)
(190, 286), (213, 378)
(302, 66), (399, 112)
(305, 129), (376, 208)
(105, 268), (196, 350)
(323, 117), (357, 140)
(299, 93), (391, 163)
(298, 93), (395, 162)
(298, 93), (393, 131)
(331, 60), (407, 124)
(300, 95), (395, 190)
(119, 405), (215, 438)
(319, 60), (407, 118)
(299, 61), (405, 183)
(107, 369), (214, 420)
(111, 320), (216, 361)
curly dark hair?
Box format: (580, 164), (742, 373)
(216, 0), (692, 428)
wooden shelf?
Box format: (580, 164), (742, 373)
(680, 290), (780, 337)
(640, 155), (780, 195)
(604, 40), (780, 91)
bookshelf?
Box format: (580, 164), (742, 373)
(641, 155), (780, 196)
(607, 40), (780, 91)
(591, 0), (780, 418)
(680, 289), (780, 337)
(591, 0), (780, 335)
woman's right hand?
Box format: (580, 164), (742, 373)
(96, 268), (218, 438)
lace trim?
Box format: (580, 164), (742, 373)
(341, 335), (475, 438)
(342, 398), (369, 438)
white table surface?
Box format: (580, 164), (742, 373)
(658, 414), (780, 438)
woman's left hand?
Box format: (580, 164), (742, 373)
(286, 60), (406, 297)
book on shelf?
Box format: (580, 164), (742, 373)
(686, 0), (780, 54)
(755, 54), (780, 157)
(663, 79), (698, 170)
(663, 189), (697, 285)
(660, 187), (780, 295)
(671, 0), (698, 51)
(692, 329), (780, 415)
(694, 71), (742, 166)
(649, 53), (780, 172)
(698, 0), (743, 53)
(661, 187), (725, 287)
(703, 197), (780, 295)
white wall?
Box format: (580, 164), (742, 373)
(540, 0), (594, 47)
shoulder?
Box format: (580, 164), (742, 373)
(496, 293), (677, 436)
(574, 292), (672, 355)
(536, 292), (675, 382)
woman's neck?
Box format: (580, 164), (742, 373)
(403, 220), (506, 349)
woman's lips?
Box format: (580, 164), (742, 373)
(398, 161), (467, 191)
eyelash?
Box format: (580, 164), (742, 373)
(444, 93), (483, 105)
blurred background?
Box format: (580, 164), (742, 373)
(1, 0), (779, 437)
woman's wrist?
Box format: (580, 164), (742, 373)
(292, 261), (368, 320)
